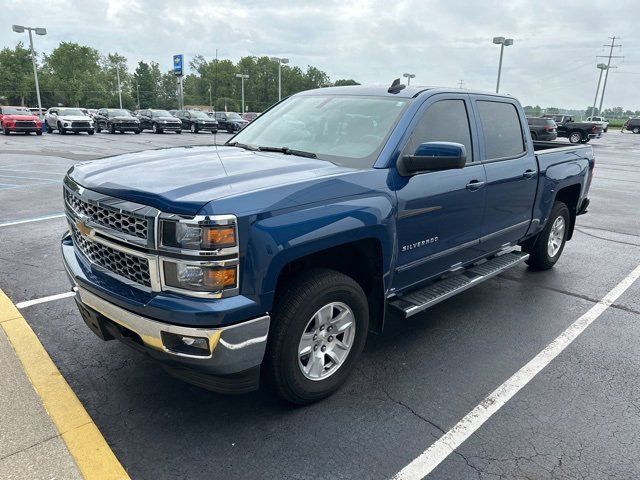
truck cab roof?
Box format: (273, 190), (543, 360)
(296, 84), (515, 100)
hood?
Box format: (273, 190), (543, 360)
(68, 146), (352, 215)
(3, 114), (40, 121)
(153, 116), (180, 122)
(59, 115), (92, 122)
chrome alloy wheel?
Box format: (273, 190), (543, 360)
(548, 215), (565, 258)
(298, 302), (356, 381)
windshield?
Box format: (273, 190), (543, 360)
(227, 112), (243, 121)
(108, 109), (131, 117)
(231, 95), (409, 168)
(189, 111), (209, 118)
(3, 107), (31, 115)
(59, 108), (86, 116)
(152, 110), (173, 117)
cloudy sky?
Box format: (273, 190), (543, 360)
(2, 0), (638, 110)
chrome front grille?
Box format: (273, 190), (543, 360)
(65, 189), (148, 239)
(71, 224), (151, 287)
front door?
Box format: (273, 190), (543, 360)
(393, 95), (486, 292)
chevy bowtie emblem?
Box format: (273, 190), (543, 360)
(75, 216), (92, 237)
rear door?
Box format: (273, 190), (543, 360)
(471, 96), (537, 253)
(393, 94), (487, 291)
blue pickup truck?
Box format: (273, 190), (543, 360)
(62, 82), (594, 404)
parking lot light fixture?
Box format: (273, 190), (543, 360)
(235, 73), (249, 114)
(12, 25), (46, 118)
(270, 57), (289, 101)
(403, 73), (416, 85)
(590, 64), (608, 119)
(493, 36), (513, 93)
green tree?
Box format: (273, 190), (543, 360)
(131, 61), (162, 109)
(333, 79), (360, 86)
(40, 42), (103, 107)
(0, 43), (34, 106)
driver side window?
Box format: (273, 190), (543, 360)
(403, 99), (473, 162)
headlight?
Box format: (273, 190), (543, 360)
(163, 262), (237, 292)
(161, 220), (236, 251)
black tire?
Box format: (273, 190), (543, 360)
(45, 122), (53, 134)
(524, 201), (570, 271)
(109, 123), (116, 134)
(265, 268), (369, 405)
(88, 129), (94, 135)
(603, 127), (608, 133)
(212, 129), (217, 134)
(633, 127), (640, 134)
(36, 130), (42, 136)
(95, 124), (101, 133)
(176, 129), (182, 134)
(531, 132), (537, 140)
(58, 122), (66, 135)
(190, 123), (198, 133)
(152, 123), (162, 134)
(227, 126), (234, 134)
(568, 131), (582, 144)
(3, 127), (10, 135)
(135, 129), (141, 134)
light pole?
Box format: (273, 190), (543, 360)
(493, 36), (513, 93)
(115, 64), (123, 109)
(403, 73), (415, 85)
(235, 73), (249, 113)
(12, 25), (46, 117)
(590, 64), (607, 118)
(270, 57), (289, 102)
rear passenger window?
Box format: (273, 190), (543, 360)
(404, 99), (473, 162)
(477, 101), (525, 160)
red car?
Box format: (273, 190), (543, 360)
(0, 106), (43, 135)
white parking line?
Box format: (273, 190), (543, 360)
(0, 213), (65, 228)
(392, 263), (640, 480)
(16, 291), (76, 309)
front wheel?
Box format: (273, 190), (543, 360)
(265, 269), (369, 405)
(190, 123), (197, 133)
(3, 127), (10, 135)
(58, 122), (66, 135)
(633, 127), (640, 134)
(152, 123), (162, 134)
(603, 127), (608, 132)
(88, 129), (94, 135)
(524, 201), (570, 271)
(568, 131), (582, 143)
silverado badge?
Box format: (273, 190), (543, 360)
(402, 237), (438, 252)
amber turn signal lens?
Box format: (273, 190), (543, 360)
(203, 226), (236, 249)
(204, 267), (237, 289)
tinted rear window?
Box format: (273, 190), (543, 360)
(477, 101), (525, 160)
(527, 118), (544, 126)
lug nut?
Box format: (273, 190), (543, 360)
(321, 345), (326, 352)
(320, 325), (325, 331)
(327, 325), (333, 332)
(328, 335), (333, 342)
(314, 345), (318, 351)
(313, 334), (318, 340)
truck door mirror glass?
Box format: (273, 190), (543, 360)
(397, 142), (467, 176)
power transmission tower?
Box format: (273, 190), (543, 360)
(596, 36), (623, 114)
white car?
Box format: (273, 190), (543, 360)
(585, 116), (609, 132)
(45, 107), (94, 135)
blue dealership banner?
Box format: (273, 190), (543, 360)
(173, 54), (183, 76)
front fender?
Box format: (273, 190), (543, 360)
(244, 195), (396, 312)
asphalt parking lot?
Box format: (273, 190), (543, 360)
(1, 130), (639, 479)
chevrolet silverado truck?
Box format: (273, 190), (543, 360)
(62, 83), (594, 404)
(543, 114), (602, 143)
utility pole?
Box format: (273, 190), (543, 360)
(235, 73), (249, 113)
(209, 83), (212, 112)
(590, 64), (607, 118)
(213, 49), (218, 111)
(136, 83), (140, 110)
(457, 80), (464, 89)
(116, 64), (123, 109)
(597, 36), (623, 115)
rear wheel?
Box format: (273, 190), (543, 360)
(36, 130), (42, 136)
(633, 127), (640, 134)
(524, 201), (570, 271)
(568, 131), (582, 143)
(265, 269), (369, 404)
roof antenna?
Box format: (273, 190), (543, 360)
(388, 78), (406, 94)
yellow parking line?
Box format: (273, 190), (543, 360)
(0, 289), (130, 480)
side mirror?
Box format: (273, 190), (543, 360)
(397, 142), (467, 176)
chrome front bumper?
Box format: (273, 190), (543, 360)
(75, 286), (270, 376)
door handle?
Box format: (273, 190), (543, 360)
(522, 169), (536, 178)
(465, 180), (485, 191)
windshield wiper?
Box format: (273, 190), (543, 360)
(226, 142), (259, 151)
(257, 146), (317, 158)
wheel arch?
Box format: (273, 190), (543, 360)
(554, 183), (581, 240)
